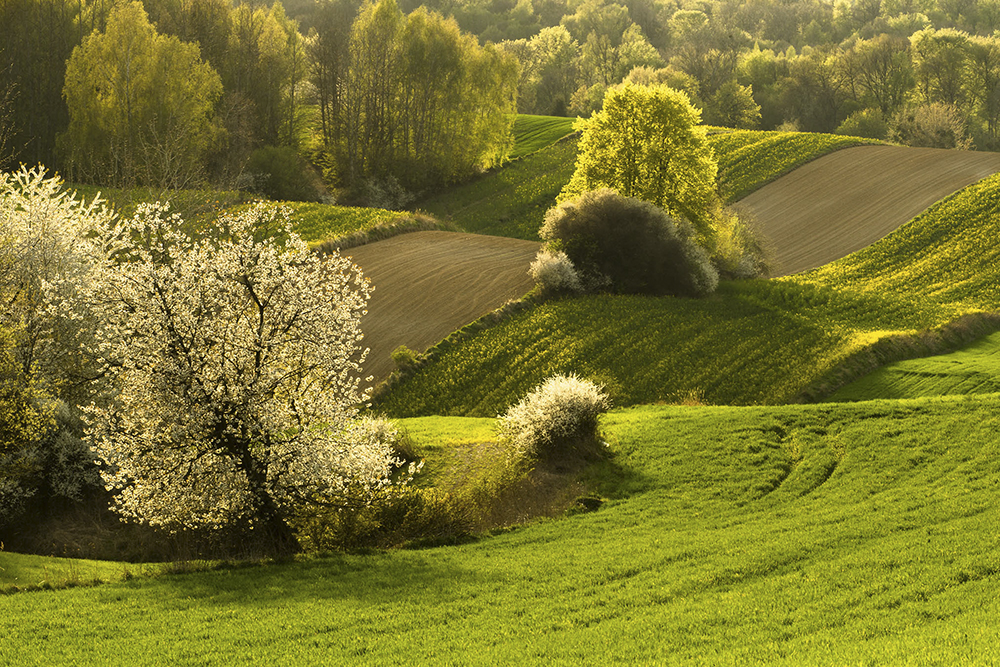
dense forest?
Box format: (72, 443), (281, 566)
(2, 0), (1000, 203)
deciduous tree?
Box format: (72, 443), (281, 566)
(561, 82), (718, 231)
(75, 202), (405, 551)
(61, 1), (222, 187)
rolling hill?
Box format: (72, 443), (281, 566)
(343, 231), (538, 381)
(740, 145), (1000, 276)
(5, 396), (1000, 663)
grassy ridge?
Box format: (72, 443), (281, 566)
(830, 330), (1000, 401)
(5, 397), (1000, 662)
(416, 134), (580, 240)
(378, 172), (1000, 416)
(280, 202), (399, 244)
(0, 552), (143, 594)
(509, 114), (578, 159)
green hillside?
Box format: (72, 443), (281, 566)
(830, 330), (1000, 401)
(5, 396), (1000, 663)
(417, 126), (871, 242)
(378, 172), (1000, 416)
(510, 114), (578, 159)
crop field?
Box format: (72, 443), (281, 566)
(5, 396), (1000, 663)
(377, 171), (1000, 416)
(343, 231), (539, 381)
(710, 131), (874, 203)
(739, 145), (1000, 276)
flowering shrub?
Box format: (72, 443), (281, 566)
(497, 373), (610, 461)
(529, 248), (583, 294)
(71, 201), (407, 551)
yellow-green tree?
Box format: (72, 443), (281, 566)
(61, 1), (222, 187)
(561, 82), (717, 232)
(313, 0), (518, 197)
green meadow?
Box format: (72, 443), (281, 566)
(4, 396), (1000, 663)
(831, 330), (1000, 401)
(9, 119), (1000, 663)
(509, 114), (578, 159)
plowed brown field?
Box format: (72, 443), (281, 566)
(344, 231), (539, 381)
(739, 145), (1000, 276)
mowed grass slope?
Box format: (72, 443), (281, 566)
(509, 114), (578, 159)
(5, 396), (1000, 663)
(378, 171), (1000, 416)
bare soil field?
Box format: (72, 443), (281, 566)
(344, 231), (540, 382)
(739, 145), (1000, 276)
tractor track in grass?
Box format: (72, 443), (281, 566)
(738, 145), (1000, 276)
(344, 231), (540, 383)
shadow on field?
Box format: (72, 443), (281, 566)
(156, 552), (475, 607)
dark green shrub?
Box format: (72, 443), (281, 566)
(245, 146), (326, 202)
(540, 188), (718, 296)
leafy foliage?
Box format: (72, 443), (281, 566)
(541, 189), (718, 296)
(61, 2), (222, 187)
(314, 0), (518, 195)
(560, 83), (718, 230)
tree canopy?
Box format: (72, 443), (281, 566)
(561, 82), (718, 231)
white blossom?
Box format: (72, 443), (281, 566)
(74, 201), (402, 536)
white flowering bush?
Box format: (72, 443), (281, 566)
(71, 201), (408, 552)
(529, 248), (583, 294)
(0, 167), (113, 523)
(497, 373), (610, 461)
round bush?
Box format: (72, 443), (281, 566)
(540, 188), (718, 296)
(497, 373), (610, 461)
(529, 248), (583, 294)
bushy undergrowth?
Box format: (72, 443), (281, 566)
(541, 189), (718, 296)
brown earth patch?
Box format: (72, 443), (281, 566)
(738, 145), (1000, 276)
(343, 231), (540, 383)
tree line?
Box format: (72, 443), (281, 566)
(0, 0), (517, 202)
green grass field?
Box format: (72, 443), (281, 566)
(5, 396), (1000, 663)
(830, 330), (1000, 401)
(509, 114), (578, 159)
(377, 171), (1000, 417)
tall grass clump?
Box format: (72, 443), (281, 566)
(497, 373), (610, 462)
